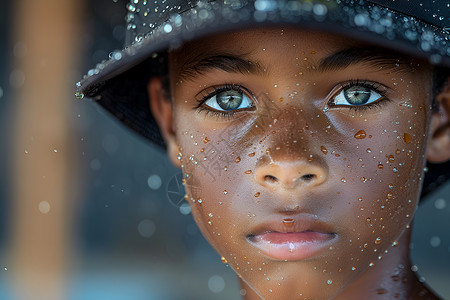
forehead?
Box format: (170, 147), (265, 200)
(176, 28), (352, 55)
(169, 28), (430, 80)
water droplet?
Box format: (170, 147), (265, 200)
(378, 163), (384, 169)
(341, 178), (346, 183)
(366, 217), (371, 223)
(147, 175), (162, 190)
(388, 155), (395, 163)
(3, 267), (7, 271)
(360, 177), (366, 182)
(221, 256), (228, 263)
(434, 198), (446, 210)
(320, 146), (328, 155)
(223, 190), (228, 195)
(235, 157), (241, 163)
(354, 130), (366, 139)
(369, 262), (375, 267)
(351, 267), (356, 271)
(127, 3), (136, 11)
(75, 92), (84, 99)
(375, 237), (381, 244)
(245, 170), (252, 174)
(38, 201), (51, 214)
(254, 192), (260, 198)
(366, 148), (372, 153)
(392, 240), (399, 247)
(327, 279), (332, 285)
(203, 137), (210, 143)
(248, 152), (255, 157)
(411, 265), (418, 272)
(283, 218), (294, 227)
(430, 236), (441, 247)
(403, 133), (411, 144)
(387, 193), (393, 200)
(163, 23), (173, 33)
(376, 288), (387, 295)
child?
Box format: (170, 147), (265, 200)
(78, 0), (450, 299)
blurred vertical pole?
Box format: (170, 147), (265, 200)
(9, 0), (83, 299)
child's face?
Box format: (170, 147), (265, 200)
(166, 29), (433, 298)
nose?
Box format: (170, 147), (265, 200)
(255, 161), (327, 189)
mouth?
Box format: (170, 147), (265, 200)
(247, 217), (337, 261)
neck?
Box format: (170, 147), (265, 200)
(239, 227), (439, 299)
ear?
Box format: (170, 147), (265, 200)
(427, 78), (450, 163)
(148, 77), (181, 168)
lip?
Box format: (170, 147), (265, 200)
(247, 216), (337, 261)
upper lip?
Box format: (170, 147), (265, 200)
(247, 214), (336, 238)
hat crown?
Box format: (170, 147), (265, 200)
(124, 0), (450, 49)
(125, 0), (195, 46)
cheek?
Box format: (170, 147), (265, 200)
(328, 104), (428, 257)
(175, 127), (244, 251)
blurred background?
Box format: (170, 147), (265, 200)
(0, 1), (448, 299)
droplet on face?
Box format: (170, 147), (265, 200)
(254, 192), (260, 198)
(283, 218), (294, 227)
(376, 288), (387, 295)
(320, 146), (328, 155)
(388, 155), (395, 163)
(375, 237), (381, 244)
(223, 190), (228, 195)
(203, 137), (210, 144)
(403, 133), (411, 144)
(248, 152), (255, 157)
(327, 279), (333, 285)
(235, 157), (241, 163)
(221, 256), (228, 263)
(245, 170), (252, 174)
(387, 193), (393, 200)
(378, 163), (384, 169)
(354, 130), (366, 139)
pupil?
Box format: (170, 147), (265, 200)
(217, 90), (243, 110)
(344, 86), (370, 105)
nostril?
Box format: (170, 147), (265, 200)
(264, 175), (279, 184)
(301, 174), (316, 181)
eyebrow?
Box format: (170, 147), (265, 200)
(317, 47), (415, 73)
(179, 54), (266, 81)
(178, 47), (415, 81)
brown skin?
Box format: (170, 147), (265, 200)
(149, 29), (450, 299)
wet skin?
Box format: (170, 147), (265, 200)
(154, 29), (443, 299)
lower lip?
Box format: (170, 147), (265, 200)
(248, 232), (336, 261)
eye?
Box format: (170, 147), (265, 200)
(203, 88), (254, 112)
(332, 84), (383, 107)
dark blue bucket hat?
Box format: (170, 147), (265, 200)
(77, 0), (450, 197)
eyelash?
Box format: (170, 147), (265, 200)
(194, 80), (390, 118)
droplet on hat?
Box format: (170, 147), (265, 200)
(75, 92), (84, 99)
